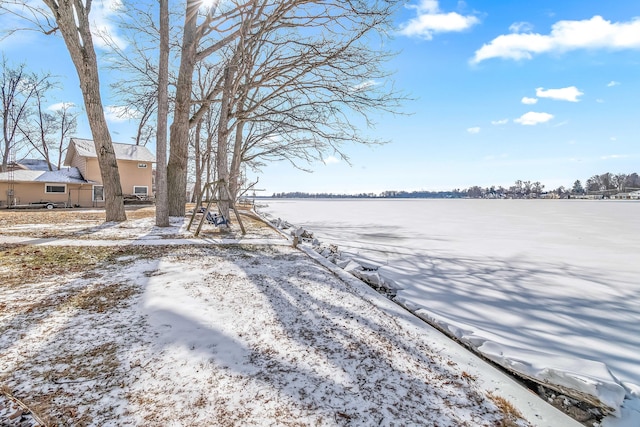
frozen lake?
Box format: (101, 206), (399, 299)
(258, 198), (640, 418)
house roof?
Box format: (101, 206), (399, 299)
(15, 159), (55, 171)
(0, 168), (93, 184)
(64, 138), (156, 165)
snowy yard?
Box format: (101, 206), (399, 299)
(0, 207), (574, 426)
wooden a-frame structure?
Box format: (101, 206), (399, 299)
(187, 179), (246, 236)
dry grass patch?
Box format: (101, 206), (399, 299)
(1, 245), (122, 288)
(487, 392), (525, 427)
(0, 205), (155, 227)
(62, 282), (140, 313)
(0, 245), (117, 288)
(0, 245), (166, 289)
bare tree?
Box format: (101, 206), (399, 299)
(1, 58), (39, 171)
(167, 0), (248, 216)
(18, 77), (79, 171)
(532, 181), (544, 197)
(51, 103), (79, 169)
(33, 0), (127, 221)
(613, 173), (627, 192)
(94, 0), (404, 217)
(0, 0), (128, 220)
(624, 173), (640, 190)
(586, 175), (603, 193)
(200, 0), (404, 217)
(190, 67), (221, 203)
(155, 0), (170, 226)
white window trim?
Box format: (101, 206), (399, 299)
(133, 186), (148, 195)
(92, 185), (104, 202)
(138, 163), (148, 168)
(45, 183), (67, 194)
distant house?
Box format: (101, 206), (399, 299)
(611, 190), (640, 200)
(0, 138), (155, 208)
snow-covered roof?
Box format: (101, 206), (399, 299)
(15, 159), (55, 171)
(0, 168), (92, 184)
(66, 138), (156, 163)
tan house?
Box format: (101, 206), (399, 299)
(0, 138), (155, 208)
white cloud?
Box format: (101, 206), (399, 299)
(323, 156), (340, 165)
(509, 22), (534, 33)
(350, 80), (378, 92)
(399, 0), (480, 39)
(90, 0), (128, 49)
(514, 111), (554, 125)
(607, 80), (620, 87)
(536, 86), (583, 102)
(601, 154), (628, 160)
(610, 136), (617, 141)
(48, 102), (76, 111)
(596, 98), (605, 103)
(491, 119), (509, 125)
(105, 105), (140, 123)
(521, 96), (538, 105)
(471, 15), (640, 63)
(467, 127), (480, 134)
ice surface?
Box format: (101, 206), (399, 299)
(260, 198), (640, 426)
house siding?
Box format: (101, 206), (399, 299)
(69, 151), (88, 178)
(83, 158), (102, 183)
(119, 160), (153, 196)
(0, 182), (92, 208)
(76, 158), (154, 196)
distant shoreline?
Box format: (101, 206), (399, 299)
(254, 194), (638, 200)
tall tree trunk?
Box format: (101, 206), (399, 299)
(167, 0), (199, 217)
(206, 129), (214, 200)
(43, 0), (126, 222)
(228, 120), (245, 200)
(155, 0), (170, 226)
(193, 120), (203, 204)
(216, 65), (236, 219)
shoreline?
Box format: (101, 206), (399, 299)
(257, 202), (640, 427)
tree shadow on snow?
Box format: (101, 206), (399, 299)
(384, 250), (640, 385)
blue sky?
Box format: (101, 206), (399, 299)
(2, 0), (640, 195)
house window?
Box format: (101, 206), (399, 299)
(93, 185), (104, 202)
(133, 186), (148, 196)
(45, 184), (66, 194)
(138, 163), (148, 168)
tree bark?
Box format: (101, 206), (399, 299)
(193, 119), (203, 204)
(43, 0), (126, 222)
(216, 65), (236, 219)
(155, 0), (170, 226)
(228, 120), (245, 200)
(167, 0), (200, 217)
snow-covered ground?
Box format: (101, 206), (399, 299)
(0, 209), (580, 426)
(258, 198), (640, 427)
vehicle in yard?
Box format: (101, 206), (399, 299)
(7, 200), (69, 209)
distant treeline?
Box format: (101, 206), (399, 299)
(271, 190), (468, 199)
(271, 171), (640, 199)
